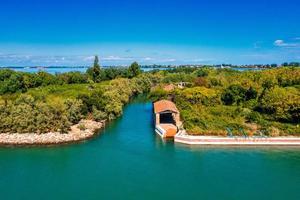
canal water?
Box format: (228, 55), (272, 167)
(1, 98), (300, 200)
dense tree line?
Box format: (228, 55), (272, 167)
(0, 74), (152, 134)
(1, 61), (299, 135)
(0, 56), (142, 95)
(282, 62), (300, 67)
(0, 56), (148, 134)
(149, 67), (300, 135)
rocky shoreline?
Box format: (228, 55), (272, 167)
(0, 120), (105, 146)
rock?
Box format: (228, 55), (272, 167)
(0, 120), (105, 146)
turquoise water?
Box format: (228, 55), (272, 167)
(1, 99), (300, 200)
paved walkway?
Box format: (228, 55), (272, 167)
(175, 134), (300, 146)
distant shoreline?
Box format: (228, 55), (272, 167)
(1, 65), (290, 69)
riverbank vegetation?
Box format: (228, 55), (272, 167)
(0, 57), (151, 134)
(1, 56), (299, 137)
(149, 67), (300, 136)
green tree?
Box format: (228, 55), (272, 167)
(87, 55), (102, 82)
(245, 87), (257, 101)
(259, 87), (300, 123)
(195, 68), (209, 77)
(271, 63), (278, 68)
(282, 62), (288, 67)
(64, 99), (83, 123)
(128, 62), (141, 78)
(221, 85), (247, 105)
(92, 106), (107, 121)
(0, 73), (26, 94)
(94, 55), (100, 69)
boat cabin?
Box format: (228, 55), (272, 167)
(153, 100), (181, 138)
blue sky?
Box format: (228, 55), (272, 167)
(0, 0), (300, 66)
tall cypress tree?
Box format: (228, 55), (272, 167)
(94, 55), (100, 69)
(87, 55), (101, 82)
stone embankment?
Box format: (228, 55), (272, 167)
(0, 120), (105, 146)
(175, 132), (300, 146)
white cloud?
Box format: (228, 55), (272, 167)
(274, 40), (286, 46)
(102, 56), (134, 61)
(83, 56), (95, 61)
(162, 58), (176, 62)
(144, 57), (152, 61)
(274, 39), (299, 47)
(103, 56), (122, 61)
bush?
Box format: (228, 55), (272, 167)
(78, 123), (86, 131)
(0, 94), (72, 133)
(148, 88), (168, 101)
(221, 85), (247, 105)
(195, 68), (209, 77)
(209, 77), (222, 86)
(92, 107), (107, 121)
(220, 85), (257, 106)
(194, 77), (208, 87)
(177, 87), (220, 105)
(64, 99), (83, 123)
(259, 87), (300, 123)
(246, 111), (264, 123)
(245, 87), (257, 101)
(57, 72), (89, 84)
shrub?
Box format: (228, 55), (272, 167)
(246, 111), (264, 123)
(78, 123), (86, 131)
(148, 88), (168, 101)
(92, 107), (107, 121)
(259, 87), (300, 123)
(195, 68), (209, 77)
(245, 87), (257, 101)
(221, 84), (247, 105)
(209, 77), (222, 86)
(0, 94), (73, 134)
(64, 99), (83, 123)
(194, 77), (208, 87)
(178, 87), (220, 105)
